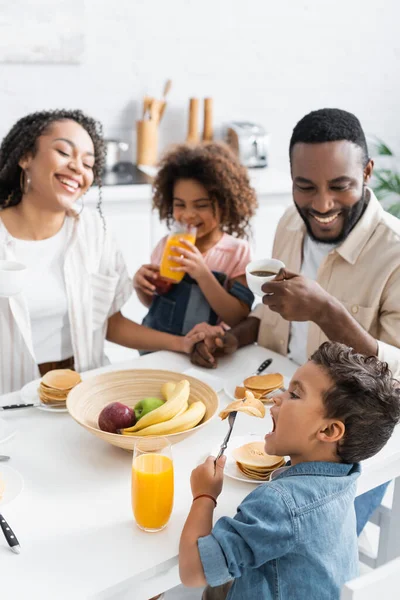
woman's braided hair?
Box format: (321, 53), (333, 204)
(153, 142), (258, 239)
(0, 109), (106, 221)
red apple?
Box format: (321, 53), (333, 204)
(98, 402), (136, 433)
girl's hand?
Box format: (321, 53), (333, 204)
(191, 456), (226, 499)
(169, 239), (210, 281)
(133, 264), (159, 295)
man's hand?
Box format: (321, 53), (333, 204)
(262, 268), (331, 322)
(191, 455), (226, 500)
(190, 330), (239, 368)
(133, 263), (159, 295)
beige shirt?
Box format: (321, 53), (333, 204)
(251, 189), (400, 378)
(0, 210), (132, 394)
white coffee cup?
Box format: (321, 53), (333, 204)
(0, 260), (27, 297)
(246, 259), (285, 297)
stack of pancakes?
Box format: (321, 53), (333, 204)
(232, 441), (285, 481)
(39, 369), (81, 406)
(235, 373), (284, 401)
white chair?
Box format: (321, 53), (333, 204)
(341, 556), (400, 600)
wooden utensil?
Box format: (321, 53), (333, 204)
(187, 98), (200, 143)
(159, 79), (173, 122)
(142, 96), (153, 120)
(149, 99), (162, 123)
(202, 97), (213, 141)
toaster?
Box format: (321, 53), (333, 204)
(224, 121), (268, 168)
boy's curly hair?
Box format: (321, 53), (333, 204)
(152, 142), (258, 239)
(311, 342), (400, 463)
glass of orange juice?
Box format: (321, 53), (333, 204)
(131, 437), (174, 532)
(159, 222), (196, 283)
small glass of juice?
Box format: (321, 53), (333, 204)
(159, 222), (196, 283)
(131, 437), (174, 532)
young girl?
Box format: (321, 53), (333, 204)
(133, 142), (258, 337)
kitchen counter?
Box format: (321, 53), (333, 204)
(85, 166), (293, 205)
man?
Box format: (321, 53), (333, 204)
(191, 108), (400, 534)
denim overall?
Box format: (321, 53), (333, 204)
(141, 272), (254, 344)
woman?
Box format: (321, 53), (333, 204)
(0, 109), (204, 394)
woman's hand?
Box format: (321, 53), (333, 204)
(169, 239), (210, 282)
(133, 264), (160, 295)
(191, 455), (227, 499)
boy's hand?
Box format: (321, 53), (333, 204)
(190, 455), (226, 499)
(169, 239), (210, 282)
(133, 264), (160, 295)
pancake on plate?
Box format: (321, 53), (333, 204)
(232, 441), (285, 481)
(39, 369), (81, 405)
(234, 373), (284, 402)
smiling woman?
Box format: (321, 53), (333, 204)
(0, 110), (206, 394)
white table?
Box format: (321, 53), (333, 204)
(1, 346), (400, 600)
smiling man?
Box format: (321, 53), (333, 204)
(190, 108), (400, 534)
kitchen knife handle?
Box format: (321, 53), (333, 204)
(0, 403), (34, 411)
(256, 358), (273, 375)
(0, 514), (20, 553)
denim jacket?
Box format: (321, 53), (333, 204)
(198, 461), (361, 600)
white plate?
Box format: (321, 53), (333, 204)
(224, 373), (290, 402)
(0, 465), (24, 507)
(212, 433), (272, 485)
(20, 379), (68, 413)
(0, 419), (16, 444)
(183, 368), (224, 393)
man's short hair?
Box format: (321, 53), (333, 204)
(311, 342), (400, 463)
(289, 108), (369, 167)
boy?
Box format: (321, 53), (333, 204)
(179, 342), (400, 599)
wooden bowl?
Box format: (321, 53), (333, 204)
(67, 369), (219, 450)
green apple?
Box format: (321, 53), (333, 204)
(134, 397), (164, 421)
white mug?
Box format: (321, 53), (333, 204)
(246, 259), (285, 297)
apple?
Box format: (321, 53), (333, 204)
(134, 397), (164, 421)
(98, 402), (136, 433)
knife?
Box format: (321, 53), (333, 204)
(0, 403), (37, 411)
(253, 358), (273, 375)
(0, 513), (20, 554)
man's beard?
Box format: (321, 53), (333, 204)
(294, 188), (368, 245)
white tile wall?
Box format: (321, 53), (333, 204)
(0, 0), (399, 170)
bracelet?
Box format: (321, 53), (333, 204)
(193, 494), (217, 507)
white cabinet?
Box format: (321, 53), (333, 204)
(86, 169), (292, 364)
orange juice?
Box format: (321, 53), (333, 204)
(159, 231), (196, 283)
(131, 453), (174, 531)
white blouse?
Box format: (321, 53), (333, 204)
(12, 220), (73, 364)
(0, 210), (132, 394)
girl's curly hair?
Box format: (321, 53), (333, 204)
(153, 142), (258, 239)
(0, 109), (106, 221)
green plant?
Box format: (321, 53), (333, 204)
(372, 139), (400, 218)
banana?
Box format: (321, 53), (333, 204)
(122, 379), (190, 433)
(128, 401), (206, 436)
(161, 381), (176, 401)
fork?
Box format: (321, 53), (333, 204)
(214, 411), (237, 467)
